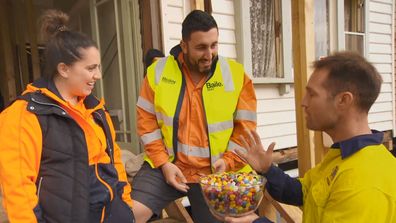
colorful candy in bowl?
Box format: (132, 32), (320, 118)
(200, 172), (266, 217)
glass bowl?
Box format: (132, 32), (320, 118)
(200, 172), (266, 218)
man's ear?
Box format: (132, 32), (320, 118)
(57, 63), (69, 78)
(180, 40), (187, 54)
(336, 92), (354, 109)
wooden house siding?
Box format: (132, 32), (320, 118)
(367, 0), (395, 133)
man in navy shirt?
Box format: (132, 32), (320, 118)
(224, 52), (396, 223)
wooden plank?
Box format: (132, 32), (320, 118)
(382, 130), (393, 150)
(368, 111), (393, 123)
(262, 191), (302, 223)
(272, 147), (298, 164)
(369, 12), (392, 24)
(258, 191), (277, 222)
(369, 53), (392, 64)
(167, 5), (185, 23)
(261, 135), (297, 151)
(369, 33), (392, 44)
(163, 198), (193, 223)
(258, 111), (296, 126)
(218, 29), (236, 44)
(212, 14), (235, 30)
(370, 2), (393, 14)
(26, 0), (40, 80)
(369, 22), (392, 34)
(369, 43), (392, 54)
(369, 121), (393, 131)
(258, 98), (296, 113)
(255, 85), (296, 99)
(13, 0), (30, 90)
(0, 0), (17, 103)
(218, 43), (237, 58)
(291, 0), (323, 176)
(190, 0), (204, 10)
(211, 0), (234, 15)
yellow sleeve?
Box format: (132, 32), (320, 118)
(0, 100), (42, 223)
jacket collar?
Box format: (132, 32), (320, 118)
(27, 78), (104, 110)
(331, 130), (384, 159)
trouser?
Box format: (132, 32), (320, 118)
(90, 195), (135, 223)
(132, 162), (221, 223)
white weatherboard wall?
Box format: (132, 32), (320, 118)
(367, 0), (395, 134)
(212, 0), (298, 150)
(159, 0), (395, 150)
(160, 0), (237, 58)
(160, 0), (191, 54)
(211, 0), (238, 59)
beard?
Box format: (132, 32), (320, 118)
(184, 54), (212, 75)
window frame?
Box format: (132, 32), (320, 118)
(234, 0), (293, 86)
(334, 0), (369, 56)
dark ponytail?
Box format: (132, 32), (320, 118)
(39, 10), (97, 79)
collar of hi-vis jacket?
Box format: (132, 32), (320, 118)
(22, 78), (114, 163)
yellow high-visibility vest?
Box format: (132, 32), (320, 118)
(142, 55), (253, 172)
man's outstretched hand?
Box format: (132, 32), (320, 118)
(237, 129), (275, 174)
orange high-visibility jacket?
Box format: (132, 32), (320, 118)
(137, 51), (257, 182)
(0, 80), (132, 222)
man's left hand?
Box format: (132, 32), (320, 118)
(213, 158), (227, 173)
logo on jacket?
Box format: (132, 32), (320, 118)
(206, 81), (223, 91)
(326, 165), (339, 185)
(162, 77), (176, 84)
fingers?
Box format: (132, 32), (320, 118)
(251, 130), (262, 145)
(168, 173), (189, 192)
(239, 134), (251, 152)
(176, 169), (187, 183)
(169, 179), (189, 192)
(245, 129), (256, 146)
(213, 159), (226, 173)
(174, 170), (189, 192)
(267, 142), (276, 154)
(234, 148), (248, 162)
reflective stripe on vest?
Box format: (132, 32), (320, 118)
(235, 109), (257, 122)
(137, 96), (155, 114)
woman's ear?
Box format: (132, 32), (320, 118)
(57, 63), (69, 78)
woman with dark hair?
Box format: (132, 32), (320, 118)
(0, 10), (135, 223)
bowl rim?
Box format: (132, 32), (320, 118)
(199, 172), (266, 189)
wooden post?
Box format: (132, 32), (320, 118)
(13, 0), (30, 90)
(0, 0), (17, 103)
(291, 0), (325, 176)
(26, 0), (41, 80)
(191, 0), (205, 10)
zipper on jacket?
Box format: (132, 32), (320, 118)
(37, 177), (43, 199)
(95, 163), (114, 201)
(201, 66), (216, 172)
(31, 97), (70, 117)
(94, 111), (114, 164)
